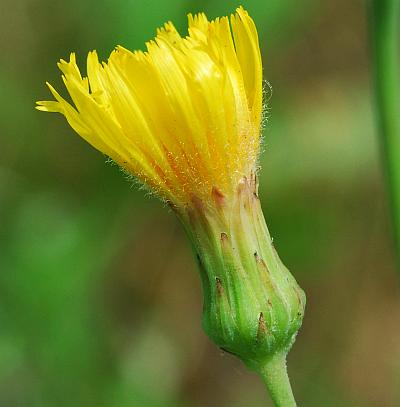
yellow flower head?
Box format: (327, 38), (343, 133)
(36, 8), (306, 390)
(36, 6), (263, 210)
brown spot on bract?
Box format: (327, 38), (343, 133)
(190, 194), (204, 211)
(257, 312), (268, 340)
(255, 253), (270, 273)
(220, 232), (228, 241)
(216, 277), (224, 295)
(211, 186), (225, 207)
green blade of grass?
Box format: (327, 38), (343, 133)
(371, 0), (400, 268)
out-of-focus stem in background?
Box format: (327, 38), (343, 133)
(371, 0), (400, 268)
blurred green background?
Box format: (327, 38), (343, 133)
(1, 0), (399, 406)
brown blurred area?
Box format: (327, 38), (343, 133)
(1, 0), (399, 406)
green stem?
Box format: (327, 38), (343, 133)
(257, 354), (297, 407)
(371, 0), (400, 266)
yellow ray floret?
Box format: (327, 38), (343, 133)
(36, 6), (263, 208)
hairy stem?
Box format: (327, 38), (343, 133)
(257, 354), (297, 407)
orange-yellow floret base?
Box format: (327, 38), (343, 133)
(36, 7), (263, 209)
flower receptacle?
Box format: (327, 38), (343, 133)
(180, 174), (305, 371)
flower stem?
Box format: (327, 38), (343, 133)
(370, 0), (400, 267)
(257, 354), (297, 407)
